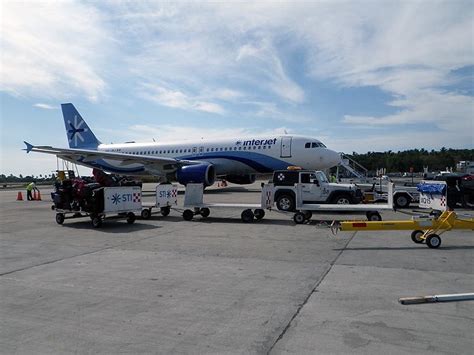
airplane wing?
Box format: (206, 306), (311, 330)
(24, 142), (201, 172)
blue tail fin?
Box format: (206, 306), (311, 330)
(61, 103), (101, 148)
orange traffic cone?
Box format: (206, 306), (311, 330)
(32, 190), (37, 200)
(16, 191), (23, 201)
(36, 191), (42, 201)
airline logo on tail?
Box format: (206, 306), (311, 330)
(67, 115), (89, 146)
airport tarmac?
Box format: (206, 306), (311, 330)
(1, 182), (473, 354)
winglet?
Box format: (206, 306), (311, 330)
(23, 141), (34, 153)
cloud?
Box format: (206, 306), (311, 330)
(33, 103), (57, 110)
(1, 1), (110, 101)
(139, 84), (225, 114)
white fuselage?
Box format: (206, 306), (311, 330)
(88, 135), (341, 176)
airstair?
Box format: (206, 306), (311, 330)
(337, 153), (368, 180)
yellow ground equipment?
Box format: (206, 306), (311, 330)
(331, 181), (474, 249)
(332, 211), (474, 248)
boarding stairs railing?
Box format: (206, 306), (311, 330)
(337, 153), (368, 180)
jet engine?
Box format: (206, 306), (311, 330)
(224, 174), (256, 185)
(176, 164), (216, 186)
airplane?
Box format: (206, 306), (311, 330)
(24, 103), (342, 186)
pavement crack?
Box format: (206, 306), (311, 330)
(266, 231), (358, 354)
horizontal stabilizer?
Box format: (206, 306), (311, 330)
(23, 141), (34, 153)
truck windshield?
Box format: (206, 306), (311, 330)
(316, 171), (329, 183)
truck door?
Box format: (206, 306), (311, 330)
(299, 172), (323, 203)
(280, 136), (292, 158)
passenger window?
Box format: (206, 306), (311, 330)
(263, 146), (266, 149)
(305, 142), (311, 148)
(238, 147), (242, 150)
(301, 174), (310, 183)
(258, 146), (261, 149)
(220, 148), (223, 151)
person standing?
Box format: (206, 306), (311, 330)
(26, 181), (39, 201)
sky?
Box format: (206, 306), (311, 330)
(1, 0), (473, 176)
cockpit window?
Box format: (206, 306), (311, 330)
(311, 142), (317, 148)
(305, 142), (311, 148)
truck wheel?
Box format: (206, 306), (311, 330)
(55, 213), (65, 225)
(91, 216), (102, 228)
(126, 213), (136, 224)
(160, 207), (170, 216)
(183, 209), (194, 221)
(426, 234), (441, 249)
(411, 230), (425, 244)
(200, 208), (210, 218)
(241, 209), (254, 223)
(276, 194), (295, 211)
(293, 212), (306, 224)
(394, 193), (410, 208)
(332, 194), (352, 204)
(141, 208), (151, 219)
(254, 209), (265, 220)
(366, 211), (382, 221)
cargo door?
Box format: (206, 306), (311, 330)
(280, 136), (292, 158)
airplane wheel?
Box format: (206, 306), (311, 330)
(126, 213), (136, 224)
(426, 234), (441, 249)
(183, 209), (194, 221)
(161, 207), (170, 216)
(200, 208), (210, 218)
(241, 209), (254, 223)
(141, 208), (151, 219)
(293, 212), (306, 224)
(254, 209), (265, 220)
(410, 230), (425, 244)
(366, 211), (382, 221)
(55, 213), (65, 225)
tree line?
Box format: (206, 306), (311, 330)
(348, 148), (473, 173)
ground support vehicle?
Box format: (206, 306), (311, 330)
(141, 184), (178, 219)
(181, 183), (274, 222)
(331, 181), (474, 248)
(290, 183), (394, 224)
(54, 186), (142, 228)
(181, 182), (393, 224)
(272, 170), (364, 212)
(360, 183), (420, 209)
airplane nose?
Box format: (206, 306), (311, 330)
(326, 149), (341, 167)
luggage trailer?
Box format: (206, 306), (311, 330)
(141, 184), (179, 219)
(54, 186), (142, 228)
(180, 183), (394, 223)
(331, 181), (474, 248)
